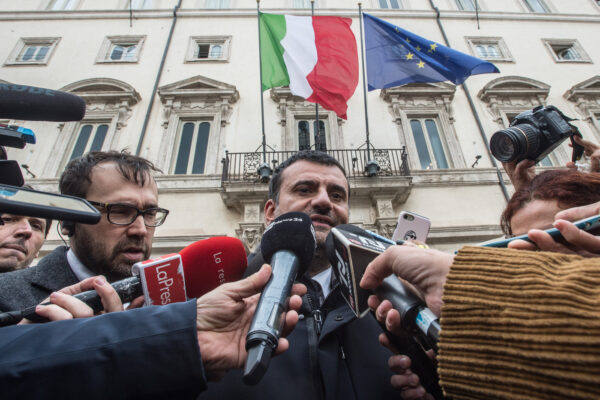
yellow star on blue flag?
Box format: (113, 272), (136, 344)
(363, 13), (499, 90)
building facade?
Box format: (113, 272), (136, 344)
(2, 0), (599, 257)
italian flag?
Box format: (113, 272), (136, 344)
(259, 13), (359, 120)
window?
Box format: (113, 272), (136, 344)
(409, 118), (448, 169)
(185, 36), (231, 63)
(44, 78), (141, 177)
(523, 0), (550, 13)
(379, 0), (402, 9)
(4, 37), (60, 66)
(543, 39), (591, 63)
(205, 0), (229, 8)
(69, 123), (109, 161)
(298, 119), (327, 151)
(97, 36), (145, 64)
(456, 0), (477, 11)
(293, 0), (318, 8)
(381, 82), (466, 170)
(47, 0), (77, 10)
(128, 0), (153, 9)
(467, 37), (513, 62)
(157, 75), (239, 175)
(173, 121), (211, 174)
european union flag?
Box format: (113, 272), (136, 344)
(364, 13), (499, 91)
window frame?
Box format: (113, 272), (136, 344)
(293, 0), (318, 8)
(466, 36), (513, 63)
(205, 0), (230, 8)
(455, 0), (477, 11)
(67, 121), (112, 162)
(542, 39), (591, 64)
(380, 82), (466, 171)
(523, 0), (551, 13)
(47, 0), (78, 10)
(171, 119), (213, 175)
(96, 35), (146, 64)
(296, 117), (329, 152)
(185, 36), (231, 63)
(408, 116), (450, 170)
(377, 0), (403, 9)
(4, 37), (61, 66)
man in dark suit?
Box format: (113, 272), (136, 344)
(0, 212), (49, 272)
(0, 150), (169, 312)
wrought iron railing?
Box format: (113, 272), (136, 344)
(221, 147), (410, 184)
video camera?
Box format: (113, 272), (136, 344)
(489, 105), (584, 164)
(0, 83), (100, 224)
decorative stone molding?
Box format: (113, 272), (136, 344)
(375, 217), (398, 239)
(478, 75), (550, 126)
(156, 75), (239, 174)
(43, 78), (141, 177)
(564, 75), (600, 138)
(235, 223), (265, 255)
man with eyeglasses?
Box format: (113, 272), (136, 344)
(0, 151), (168, 312)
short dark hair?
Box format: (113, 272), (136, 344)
(59, 150), (161, 199)
(268, 150), (348, 202)
(22, 183), (52, 237)
(501, 169), (600, 236)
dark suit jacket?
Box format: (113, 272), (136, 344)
(0, 300), (207, 400)
(0, 246), (78, 312)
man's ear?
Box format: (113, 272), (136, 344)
(264, 199), (277, 226)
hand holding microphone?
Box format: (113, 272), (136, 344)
(0, 236), (247, 326)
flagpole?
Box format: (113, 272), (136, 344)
(311, 0), (319, 151)
(358, 3), (379, 176)
(256, 0), (272, 181)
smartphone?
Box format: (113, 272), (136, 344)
(392, 211), (431, 242)
(0, 184), (101, 224)
(482, 214), (600, 248)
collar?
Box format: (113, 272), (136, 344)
(311, 267), (333, 302)
(67, 248), (96, 281)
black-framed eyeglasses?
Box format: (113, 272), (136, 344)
(88, 201), (169, 227)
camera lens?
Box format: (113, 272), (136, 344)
(490, 124), (540, 162)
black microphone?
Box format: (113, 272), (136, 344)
(325, 224), (444, 400)
(243, 211), (316, 385)
(0, 83), (86, 121)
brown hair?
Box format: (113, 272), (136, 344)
(501, 169), (600, 236)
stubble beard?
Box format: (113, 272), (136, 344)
(71, 233), (150, 282)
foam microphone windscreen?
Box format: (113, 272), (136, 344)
(0, 83), (86, 121)
(179, 236), (247, 299)
(260, 211), (316, 276)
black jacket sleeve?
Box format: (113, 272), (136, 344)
(0, 300), (207, 400)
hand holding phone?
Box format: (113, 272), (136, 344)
(482, 214), (600, 248)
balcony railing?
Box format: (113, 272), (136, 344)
(221, 147), (410, 185)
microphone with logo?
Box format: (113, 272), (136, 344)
(243, 211), (316, 385)
(0, 83), (86, 122)
(0, 236), (247, 326)
(325, 224), (444, 400)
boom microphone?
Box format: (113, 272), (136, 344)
(0, 236), (247, 326)
(0, 83), (86, 121)
(325, 224), (444, 400)
(243, 212), (316, 385)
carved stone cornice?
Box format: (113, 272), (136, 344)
(381, 82), (456, 122)
(158, 75), (239, 127)
(564, 75), (600, 120)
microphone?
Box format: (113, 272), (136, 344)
(325, 224), (444, 400)
(243, 212), (316, 385)
(0, 236), (247, 326)
(0, 83), (86, 121)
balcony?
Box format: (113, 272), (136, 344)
(219, 147), (413, 253)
